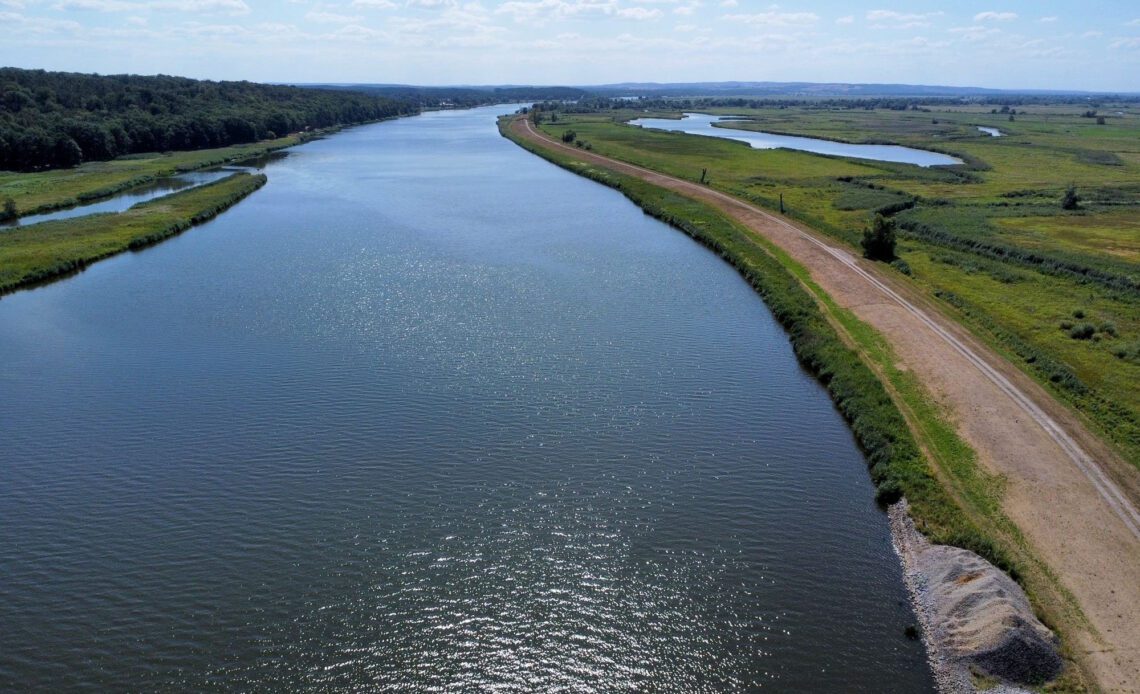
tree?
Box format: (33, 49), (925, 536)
(1096, 116), (1106, 125)
(561, 129), (577, 143)
(1061, 184), (1081, 210)
(861, 214), (897, 261)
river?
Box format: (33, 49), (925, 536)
(0, 105), (934, 691)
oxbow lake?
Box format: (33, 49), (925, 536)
(0, 104), (935, 691)
(630, 112), (964, 167)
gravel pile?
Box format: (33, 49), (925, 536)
(889, 500), (1062, 692)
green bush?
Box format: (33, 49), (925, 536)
(1069, 323), (1096, 340)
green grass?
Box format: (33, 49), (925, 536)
(503, 116), (1089, 689)
(0, 133), (303, 218)
(0, 172), (266, 294)
(533, 105), (1140, 472)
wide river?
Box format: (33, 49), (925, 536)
(0, 105), (934, 691)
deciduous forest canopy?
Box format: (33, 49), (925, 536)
(0, 68), (417, 171)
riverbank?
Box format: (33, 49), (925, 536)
(0, 172), (266, 295)
(0, 127), (338, 221)
(504, 114), (1140, 692)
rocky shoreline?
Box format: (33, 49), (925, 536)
(889, 499), (1062, 693)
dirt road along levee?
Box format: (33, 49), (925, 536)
(510, 117), (1140, 692)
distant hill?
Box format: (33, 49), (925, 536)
(586, 81), (1120, 98)
(0, 68), (416, 172)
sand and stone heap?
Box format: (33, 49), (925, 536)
(890, 501), (1062, 692)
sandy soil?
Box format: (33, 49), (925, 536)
(511, 117), (1140, 691)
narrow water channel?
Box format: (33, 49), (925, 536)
(0, 105), (935, 691)
(630, 112), (964, 167)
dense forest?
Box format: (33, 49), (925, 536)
(0, 68), (417, 171)
(311, 84), (587, 108)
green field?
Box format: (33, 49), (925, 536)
(535, 104), (1140, 471)
(0, 172), (266, 294)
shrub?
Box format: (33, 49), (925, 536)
(0, 197), (15, 222)
(861, 214), (897, 261)
(1059, 320), (1073, 330)
(1069, 323), (1096, 340)
(890, 258), (912, 276)
(1099, 321), (1117, 337)
(1061, 184), (1081, 210)
(1072, 309), (1085, 319)
(561, 129), (577, 143)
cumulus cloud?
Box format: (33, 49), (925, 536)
(52, 0), (250, 14)
(495, 0), (616, 23)
(974, 11), (1017, 22)
(306, 10), (361, 23)
(720, 10), (818, 27)
(616, 5), (658, 19)
(1038, 16), (1057, 23)
(836, 15), (853, 25)
(866, 10), (942, 29)
(351, 0), (397, 8)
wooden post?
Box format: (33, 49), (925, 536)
(780, 193), (784, 214)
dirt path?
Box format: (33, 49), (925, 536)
(511, 117), (1140, 691)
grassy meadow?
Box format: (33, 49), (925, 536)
(534, 104), (1140, 471)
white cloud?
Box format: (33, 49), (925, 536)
(974, 11), (1017, 22)
(616, 6), (658, 19)
(1080, 30), (1103, 38)
(495, 0), (617, 23)
(718, 0), (734, 7)
(1127, 18), (1140, 27)
(949, 24), (1000, 42)
(836, 15), (853, 25)
(305, 10), (362, 23)
(1109, 36), (1140, 50)
(721, 11), (818, 27)
(52, 0), (250, 14)
(866, 10), (942, 29)
(351, 0), (396, 8)
(1039, 16), (1057, 23)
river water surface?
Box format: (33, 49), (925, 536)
(0, 105), (934, 691)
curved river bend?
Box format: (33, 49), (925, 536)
(0, 105), (934, 691)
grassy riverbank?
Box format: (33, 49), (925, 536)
(0, 134), (303, 219)
(501, 117), (1088, 690)
(533, 105), (1140, 474)
(0, 172), (266, 294)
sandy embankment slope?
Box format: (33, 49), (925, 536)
(510, 117), (1140, 692)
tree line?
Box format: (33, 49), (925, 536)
(0, 68), (418, 171)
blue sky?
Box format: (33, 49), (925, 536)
(2, 0), (1138, 90)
